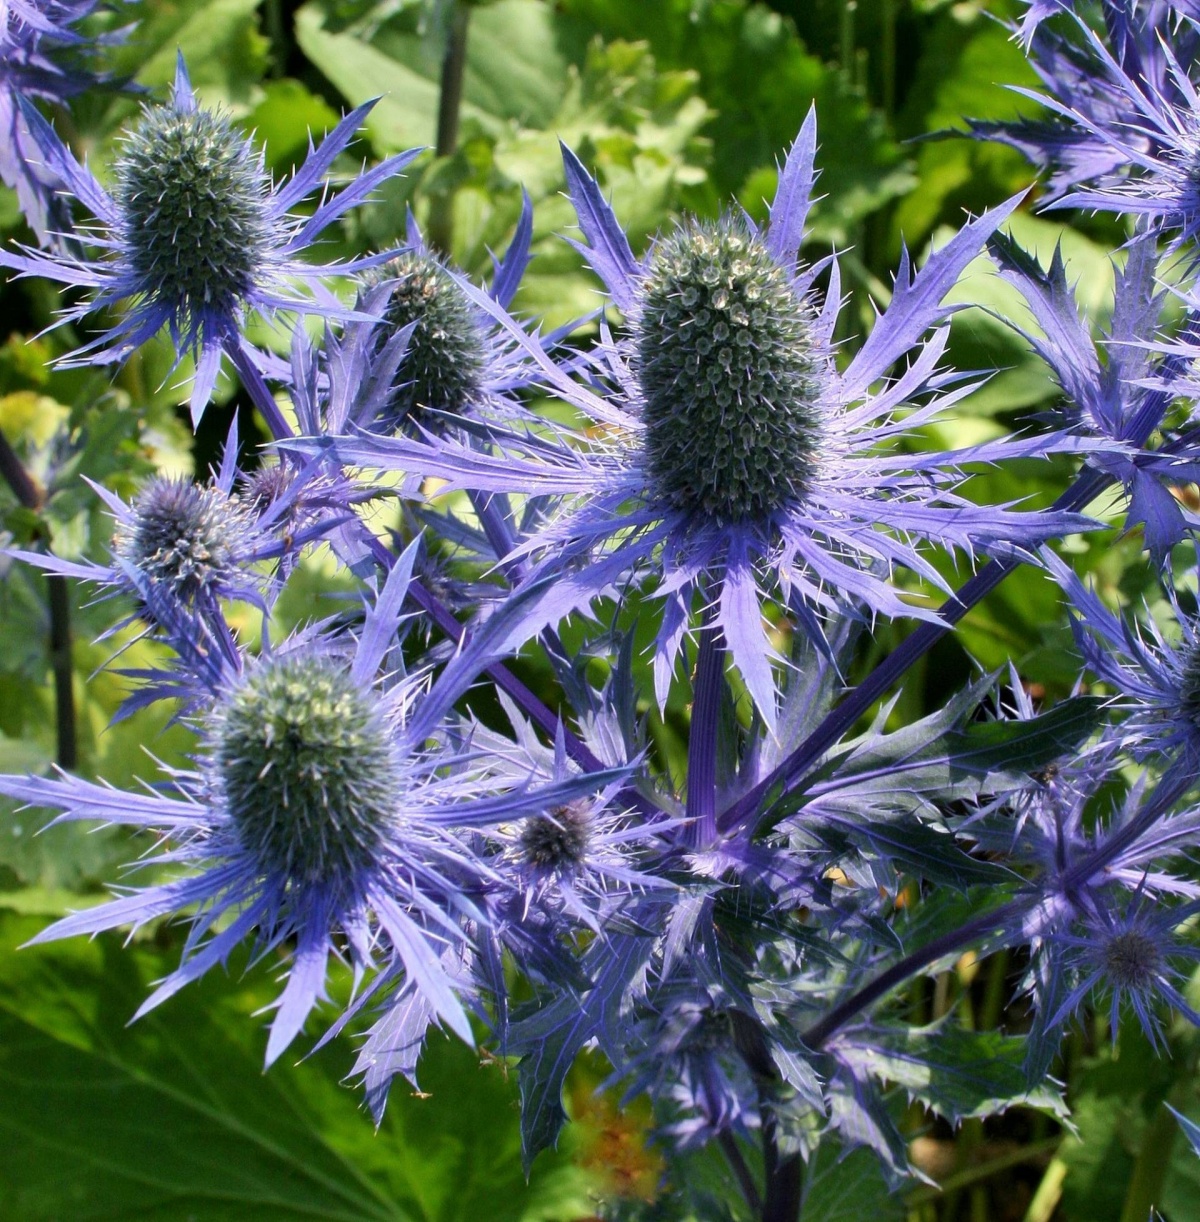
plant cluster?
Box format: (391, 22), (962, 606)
(7, 1), (1200, 1219)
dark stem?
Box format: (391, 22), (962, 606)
(427, 0), (471, 255)
(761, 1108), (803, 1222)
(718, 1131), (762, 1216)
(46, 575), (77, 770)
(686, 609), (724, 848)
(435, 1), (470, 158)
(0, 429), (76, 769)
(0, 428), (42, 509)
(800, 896), (1031, 1051)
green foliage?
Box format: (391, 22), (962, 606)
(0, 912), (598, 1221)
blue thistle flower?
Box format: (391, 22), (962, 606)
(314, 112), (1091, 725)
(0, 53), (420, 422)
(0, 545), (632, 1065)
(1044, 548), (1200, 764)
(0, 0), (124, 242)
(989, 232), (1200, 561)
(1042, 890), (1200, 1049)
(3, 423), (339, 653)
(977, 2), (1200, 239)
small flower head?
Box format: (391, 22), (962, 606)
(635, 219), (822, 524)
(115, 476), (252, 605)
(366, 250), (487, 431)
(210, 653), (399, 887)
(113, 105), (271, 338)
(1046, 891), (1200, 1049)
(518, 799), (592, 873)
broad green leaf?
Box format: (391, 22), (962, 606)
(800, 1145), (905, 1222)
(0, 913), (597, 1221)
(105, 0), (269, 103)
(836, 1024), (1070, 1125)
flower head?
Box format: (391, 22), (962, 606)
(1043, 890), (1200, 1049)
(975, 3), (1200, 239)
(0, 545), (630, 1067)
(989, 231), (1200, 561)
(0, 53), (419, 421)
(318, 112), (1089, 724)
(363, 248), (489, 432)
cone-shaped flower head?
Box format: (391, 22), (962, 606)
(211, 653), (398, 888)
(0, 53), (420, 422)
(116, 475), (253, 605)
(519, 800), (592, 872)
(365, 249), (488, 431)
(113, 104), (271, 340)
(0, 545), (632, 1068)
(635, 219), (822, 524)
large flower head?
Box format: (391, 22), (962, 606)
(320, 111), (1089, 724)
(0, 54), (419, 421)
(0, 546), (622, 1064)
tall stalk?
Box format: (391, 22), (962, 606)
(0, 429), (76, 769)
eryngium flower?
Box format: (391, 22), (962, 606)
(1042, 891), (1200, 1049)
(974, 2), (1200, 236)
(1045, 548), (1200, 766)
(0, 54), (419, 421)
(364, 249), (488, 430)
(321, 111), (1091, 723)
(0, 547), (627, 1065)
(989, 232), (1200, 561)
(0, 0), (121, 242)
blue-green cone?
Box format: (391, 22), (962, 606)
(212, 654), (398, 885)
(369, 251), (486, 431)
(635, 221), (823, 525)
(114, 106), (271, 320)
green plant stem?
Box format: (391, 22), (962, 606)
(428, 0), (471, 255)
(1119, 1101), (1179, 1222)
(0, 428), (76, 769)
(907, 1137), (1061, 1206)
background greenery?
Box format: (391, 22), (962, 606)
(0, 1), (1192, 1218)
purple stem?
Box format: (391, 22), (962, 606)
(226, 340), (294, 440)
(686, 609), (724, 848)
(717, 470), (1109, 837)
(799, 759), (1196, 1053)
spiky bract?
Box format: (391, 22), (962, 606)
(369, 251), (486, 430)
(211, 653), (398, 885)
(637, 221), (822, 524)
(114, 106), (270, 333)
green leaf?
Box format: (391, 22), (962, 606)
(799, 1144), (906, 1222)
(0, 913), (596, 1221)
(105, 0), (269, 102)
(837, 1024), (1070, 1125)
